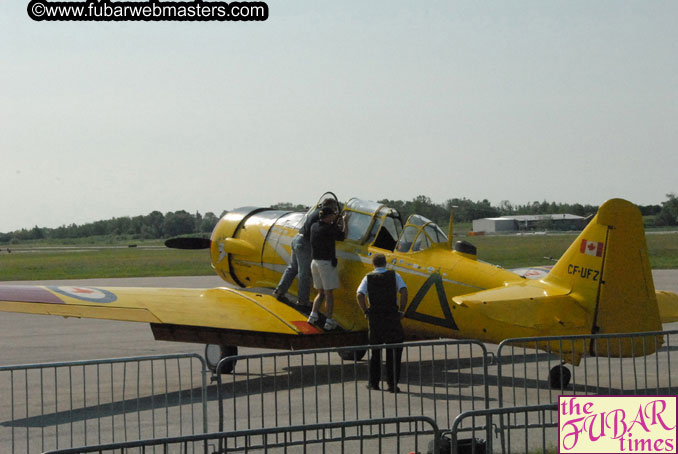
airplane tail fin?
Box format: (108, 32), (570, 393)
(546, 198), (662, 356)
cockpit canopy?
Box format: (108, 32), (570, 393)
(395, 214), (448, 253)
(342, 198), (448, 253)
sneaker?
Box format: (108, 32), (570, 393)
(387, 386), (401, 394)
(273, 292), (290, 304)
(307, 313), (319, 324)
(295, 300), (312, 309)
(366, 383), (380, 391)
(323, 318), (338, 330)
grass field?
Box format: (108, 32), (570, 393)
(470, 232), (678, 269)
(0, 232), (676, 281)
(0, 246), (213, 281)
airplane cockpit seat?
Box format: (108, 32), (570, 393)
(372, 226), (397, 251)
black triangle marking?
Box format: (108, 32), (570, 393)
(405, 272), (459, 330)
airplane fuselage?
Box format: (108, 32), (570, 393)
(206, 204), (589, 348)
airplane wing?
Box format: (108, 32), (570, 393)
(0, 285), (368, 349)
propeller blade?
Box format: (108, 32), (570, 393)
(165, 237), (212, 250)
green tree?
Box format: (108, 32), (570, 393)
(163, 210), (196, 237)
(498, 200), (514, 216)
(144, 211), (165, 238)
(657, 193), (678, 226)
(271, 202), (308, 211)
(639, 205), (662, 216)
(30, 225), (44, 240)
(200, 212), (219, 232)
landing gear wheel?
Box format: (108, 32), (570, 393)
(205, 345), (238, 374)
(338, 349), (366, 361)
(549, 364), (571, 389)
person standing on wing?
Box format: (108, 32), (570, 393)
(273, 198), (339, 308)
(356, 253), (408, 393)
(307, 206), (346, 330)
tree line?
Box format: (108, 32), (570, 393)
(2, 194), (676, 244)
(376, 194), (677, 228)
(0, 210), (224, 244)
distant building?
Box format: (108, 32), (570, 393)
(472, 214), (590, 234)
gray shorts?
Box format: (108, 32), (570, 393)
(311, 259), (340, 290)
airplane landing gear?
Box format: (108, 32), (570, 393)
(548, 364), (571, 389)
(205, 344), (238, 374)
(337, 349), (366, 361)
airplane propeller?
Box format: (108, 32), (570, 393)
(164, 237), (212, 250)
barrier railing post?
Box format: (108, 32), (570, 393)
(497, 329), (677, 408)
(0, 353), (208, 454)
(41, 416), (440, 454)
(215, 339), (490, 436)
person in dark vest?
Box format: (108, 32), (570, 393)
(356, 253), (408, 393)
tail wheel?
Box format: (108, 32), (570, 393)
(338, 349), (366, 361)
(548, 364), (571, 389)
(205, 344), (238, 374)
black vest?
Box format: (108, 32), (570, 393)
(366, 270), (398, 316)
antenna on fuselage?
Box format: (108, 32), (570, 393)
(447, 206), (458, 249)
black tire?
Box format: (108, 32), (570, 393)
(205, 345), (238, 374)
(548, 364), (572, 389)
(338, 349), (367, 361)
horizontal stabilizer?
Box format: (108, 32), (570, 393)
(657, 290), (678, 323)
(452, 279), (589, 339)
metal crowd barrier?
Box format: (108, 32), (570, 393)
(5, 330), (678, 453)
(496, 329), (677, 410)
(215, 340), (490, 439)
(0, 353), (208, 454)
(42, 415), (441, 454)
(446, 404), (558, 454)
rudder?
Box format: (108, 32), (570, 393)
(546, 199), (662, 356)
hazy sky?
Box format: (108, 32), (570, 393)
(2, 1), (677, 232)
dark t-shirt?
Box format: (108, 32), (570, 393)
(310, 220), (345, 261)
(299, 208), (320, 238)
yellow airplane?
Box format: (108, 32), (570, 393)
(0, 193), (677, 386)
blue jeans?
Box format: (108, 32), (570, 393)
(275, 234), (312, 304)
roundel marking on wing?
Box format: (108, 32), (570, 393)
(47, 286), (118, 303)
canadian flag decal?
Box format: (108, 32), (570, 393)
(580, 239), (604, 257)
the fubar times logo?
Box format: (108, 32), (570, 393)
(559, 396), (677, 453)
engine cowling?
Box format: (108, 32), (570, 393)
(210, 207), (302, 288)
